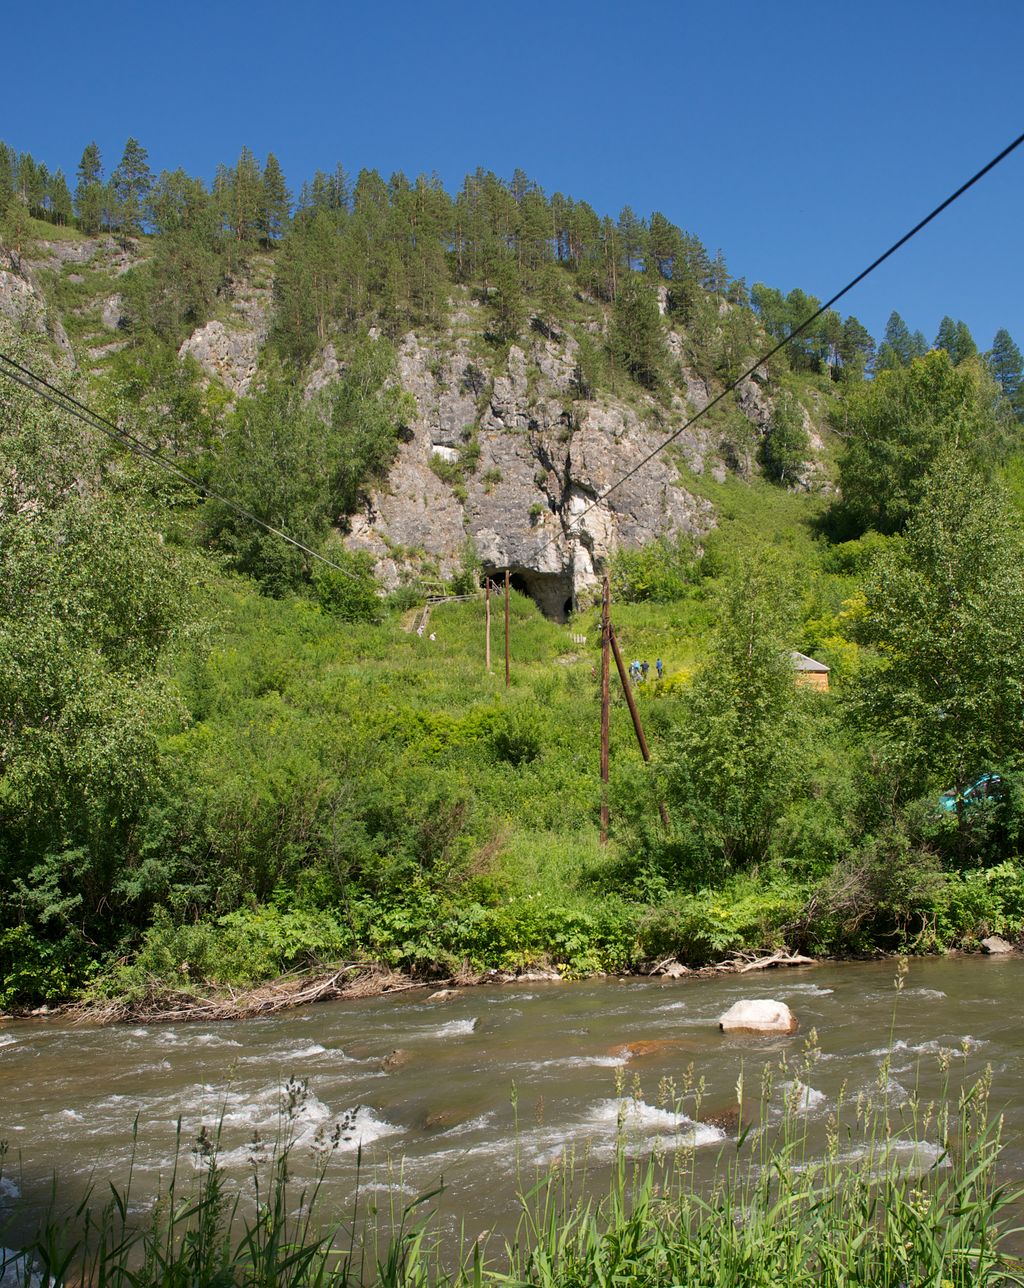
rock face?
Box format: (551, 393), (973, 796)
(0, 249), (74, 363)
(101, 294), (124, 331)
(179, 320), (262, 397)
(345, 328), (715, 619)
(718, 999), (797, 1034)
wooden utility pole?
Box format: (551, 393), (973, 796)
(504, 569), (510, 689)
(609, 624), (671, 831)
(600, 574), (610, 844)
(485, 578), (492, 672)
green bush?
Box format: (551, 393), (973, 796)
(610, 535), (697, 603)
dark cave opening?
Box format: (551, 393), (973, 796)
(488, 566), (576, 623)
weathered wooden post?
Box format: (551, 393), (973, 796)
(609, 624), (670, 830)
(485, 578), (491, 673)
(600, 574), (610, 844)
(504, 569), (510, 689)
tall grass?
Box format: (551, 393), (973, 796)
(5, 968), (1024, 1286)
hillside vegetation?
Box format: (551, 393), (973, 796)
(2, 137), (1024, 1008)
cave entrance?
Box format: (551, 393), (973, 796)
(489, 566), (575, 623)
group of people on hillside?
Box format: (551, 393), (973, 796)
(629, 658), (663, 683)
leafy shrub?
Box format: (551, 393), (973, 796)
(610, 535), (697, 603)
(490, 707), (544, 766)
(312, 545), (383, 622)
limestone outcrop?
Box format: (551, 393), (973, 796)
(0, 249), (74, 364)
(345, 327), (716, 618)
(179, 320), (262, 397)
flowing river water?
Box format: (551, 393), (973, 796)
(1, 956), (1021, 1253)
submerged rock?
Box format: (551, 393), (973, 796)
(718, 999), (797, 1035)
(381, 1048), (413, 1072)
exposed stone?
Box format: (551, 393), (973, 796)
(981, 935), (1013, 954)
(101, 294), (124, 331)
(516, 968), (563, 982)
(87, 340), (128, 362)
(381, 1048), (413, 1072)
(179, 321), (261, 396)
(718, 999), (797, 1034)
(305, 344), (342, 398)
(617, 1037), (698, 1059)
(427, 988), (458, 1001)
(735, 377), (773, 431)
(423, 1107), (466, 1130)
(0, 253), (74, 364)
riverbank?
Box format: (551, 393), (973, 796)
(5, 944), (993, 1026)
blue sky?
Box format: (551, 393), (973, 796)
(4, 0), (1022, 350)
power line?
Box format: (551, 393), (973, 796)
(535, 128), (1024, 565)
(0, 350), (364, 580)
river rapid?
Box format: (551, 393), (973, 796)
(1, 956), (1021, 1249)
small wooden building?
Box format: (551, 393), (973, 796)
(790, 651), (830, 691)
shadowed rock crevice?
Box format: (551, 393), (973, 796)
(493, 566), (578, 622)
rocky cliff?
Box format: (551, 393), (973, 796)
(17, 237), (827, 619)
(343, 312), (717, 617)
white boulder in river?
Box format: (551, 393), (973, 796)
(719, 999), (798, 1034)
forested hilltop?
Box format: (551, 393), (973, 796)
(2, 136), (1024, 1012)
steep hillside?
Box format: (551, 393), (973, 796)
(9, 230), (838, 618)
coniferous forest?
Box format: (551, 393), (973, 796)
(3, 135), (1024, 1013)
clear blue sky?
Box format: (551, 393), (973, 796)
(3, 0), (1022, 350)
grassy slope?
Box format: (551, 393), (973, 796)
(135, 475), (848, 992)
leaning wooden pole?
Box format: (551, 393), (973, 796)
(504, 570), (510, 689)
(485, 578), (492, 673)
(609, 624), (671, 830)
(600, 574), (611, 845)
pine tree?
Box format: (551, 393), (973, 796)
(230, 147), (262, 243)
(706, 249), (730, 297)
(488, 253), (526, 343)
(49, 170), (73, 226)
(837, 315), (875, 381)
(610, 275), (665, 389)
(953, 320), (977, 365)
(934, 315), (958, 355)
(0, 142), (15, 215)
(875, 311), (913, 370)
(934, 316), (977, 365)
(988, 328), (1024, 420)
(75, 142), (104, 234)
(617, 206), (646, 271)
(259, 152), (290, 244)
(17, 154), (44, 216)
(646, 211), (679, 279)
(111, 137), (153, 238)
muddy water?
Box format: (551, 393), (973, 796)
(1, 957), (1021, 1245)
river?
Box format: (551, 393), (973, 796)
(1, 956), (1020, 1251)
